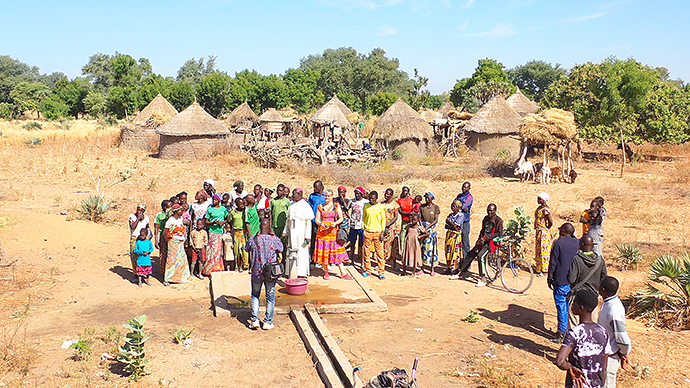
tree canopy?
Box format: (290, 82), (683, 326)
(450, 58), (515, 113)
(507, 60), (566, 102)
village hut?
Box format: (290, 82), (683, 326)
(373, 99), (434, 154)
(318, 93), (353, 117)
(420, 109), (441, 122)
(463, 95), (523, 158)
(121, 93), (178, 151)
(519, 108), (578, 172)
(258, 108), (289, 138)
(224, 101), (259, 131)
(438, 102), (455, 119)
(156, 101), (231, 160)
(310, 98), (352, 144)
(506, 88), (540, 117)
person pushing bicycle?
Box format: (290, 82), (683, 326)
(458, 203), (503, 287)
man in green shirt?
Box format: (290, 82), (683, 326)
(244, 194), (260, 238)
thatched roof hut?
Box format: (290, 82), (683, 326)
(311, 98), (351, 129)
(224, 101), (259, 130)
(506, 88), (540, 117)
(259, 108), (288, 123)
(519, 108), (577, 145)
(373, 99), (433, 152)
(420, 109), (441, 122)
(133, 93), (178, 127)
(121, 93), (178, 152)
(156, 101), (231, 160)
(316, 94), (353, 117)
(463, 95), (523, 157)
(438, 102), (455, 119)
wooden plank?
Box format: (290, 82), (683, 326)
(347, 267), (388, 312)
(305, 306), (362, 388)
(290, 306), (344, 388)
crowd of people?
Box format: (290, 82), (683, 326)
(126, 178), (630, 387)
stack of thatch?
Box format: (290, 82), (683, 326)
(420, 109), (441, 122)
(519, 108), (577, 145)
(463, 96), (522, 135)
(506, 88), (540, 117)
(373, 99), (433, 147)
(224, 102), (259, 130)
(438, 102), (455, 119)
(259, 108), (289, 123)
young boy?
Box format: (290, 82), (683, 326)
(190, 218), (208, 278)
(244, 194), (260, 238)
(556, 289), (611, 388)
(362, 191), (387, 279)
(133, 228), (153, 287)
(412, 195), (423, 213)
(229, 198), (248, 271)
(598, 276), (631, 388)
(221, 192), (233, 212)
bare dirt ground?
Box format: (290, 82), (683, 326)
(1, 133), (690, 387)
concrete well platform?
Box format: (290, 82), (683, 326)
(211, 266), (387, 317)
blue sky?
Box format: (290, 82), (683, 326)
(2, 0), (688, 94)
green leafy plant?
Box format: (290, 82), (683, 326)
(173, 327), (195, 344)
(117, 315), (151, 381)
(24, 137), (42, 146)
(77, 195), (112, 222)
(102, 325), (120, 344)
(463, 310), (479, 323)
(632, 363), (651, 379)
(70, 340), (92, 361)
(22, 121), (42, 130)
(615, 243), (642, 271)
(631, 252), (690, 330)
(503, 206), (532, 257)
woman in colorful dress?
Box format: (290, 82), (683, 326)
(381, 188), (400, 266)
(164, 204), (192, 285)
(203, 193), (228, 275)
(419, 192), (440, 276)
(313, 189), (353, 280)
(534, 191), (553, 275)
(445, 200), (465, 277)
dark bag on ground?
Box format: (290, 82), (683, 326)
(262, 261), (285, 281)
(367, 368), (411, 388)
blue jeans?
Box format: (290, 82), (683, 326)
(251, 279), (277, 324)
(461, 222), (471, 259)
(554, 284), (571, 334)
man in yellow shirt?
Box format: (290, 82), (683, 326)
(362, 191), (387, 279)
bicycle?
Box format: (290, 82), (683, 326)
(484, 236), (535, 293)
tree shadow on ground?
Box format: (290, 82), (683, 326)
(483, 328), (558, 363)
(477, 304), (553, 340)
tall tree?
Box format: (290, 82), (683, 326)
(196, 71), (230, 117)
(54, 77), (92, 118)
(82, 53), (113, 90)
(0, 55), (39, 103)
(450, 58), (515, 112)
(177, 56), (217, 87)
(164, 82), (195, 112)
(10, 82), (50, 118)
(83, 91), (107, 118)
(283, 68), (322, 113)
(407, 68), (429, 110)
(507, 60), (566, 102)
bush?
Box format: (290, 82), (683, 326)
(615, 243), (642, 271)
(24, 138), (42, 146)
(39, 95), (69, 120)
(503, 206), (532, 257)
(0, 102), (16, 119)
(22, 121), (42, 130)
(631, 252), (690, 330)
(77, 195), (112, 222)
(117, 315), (151, 381)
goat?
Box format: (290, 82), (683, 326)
(568, 169), (578, 184)
(550, 166), (564, 183)
(540, 166), (551, 185)
(514, 161), (535, 182)
(533, 162), (544, 182)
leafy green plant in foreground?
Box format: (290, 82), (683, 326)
(503, 206), (532, 257)
(117, 315), (151, 381)
(77, 195), (112, 222)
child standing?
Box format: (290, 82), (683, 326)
(402, 213), (429, 277)
(556, 289), (611, 388)
(153, 200), (172, 275)
(133, 228), (153, 287)
(412, 195), (423, 213)
(598, 276), (631, 388)
(190, 219), (208, 278)
(229, 198), (249, 271)
(244, 194), (260, 238)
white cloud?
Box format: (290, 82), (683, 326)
(465, 23), (517, 38)
(377, 24), (398, 36)
(458, 21), (468, 30)
(461, 0), (475, 9)
(566, 12), (607, 23)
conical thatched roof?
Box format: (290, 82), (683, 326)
(506, 88), (540, 117)
(315, 94), (353, 117)
(133, 93), (178, 127)
(419, 109), (441, 122)
(224, 102), (259, 129)
(519, 108), (577, 145)
(438, 102), (455, 119)
(463, 96), (522, 135)
(373, 99), (433, 142)
(156, 101), (231, 136)
(310, 100), (350, 128)
(259, 108), (288, 123)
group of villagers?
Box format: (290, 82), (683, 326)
(127, 178), (607, 288)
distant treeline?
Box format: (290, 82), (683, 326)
(1, 48), (689, 144)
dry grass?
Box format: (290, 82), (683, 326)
(0, 119), (120, 146)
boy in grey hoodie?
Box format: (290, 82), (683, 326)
(567, 235), (607, 326)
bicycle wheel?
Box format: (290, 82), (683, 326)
(501, 258), (534, 293)
(485, 252), (501, 282)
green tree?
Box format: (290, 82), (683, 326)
(82, 53), (113, 90)
(10, 82), (50, 118)
(136, 75), (174, 110)
(0, 56), (39, 104)
(177, 56), (217, 87)
(407, 69), (429, 110)
(39, 95), (69, 120)
(197, 72), (230, 117)
(368, 92), (398, 116)
(450, 58), (515, 112)
(0, 102), (17, 119)
(38, 72), (68, 90)
(54, 77), (92, 118)
(165, 82), (195, 112)
(107, 85), (139, 119)
(507, 60), (566, 102)
(83, 91), (107, 118)
(637, 82), (690, 143)
(424, 95), (445, 110)
(283, 68), (322, 113)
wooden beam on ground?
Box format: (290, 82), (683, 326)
(290, 306), (345, 388)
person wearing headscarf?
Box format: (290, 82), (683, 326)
(283, 188), (315, 278)
(163, 204), (192, 285)
(535, 191), (554, 275)
(419, 192), (440, 275)
(313, 189), (352, 280)
(445, 200), (465, 277)
(203, 193), (228, 275)
(203, 179), (216, 199)
(128, 203), (150, 275)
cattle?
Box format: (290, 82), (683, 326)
(551, 166), (564, 183)
(569, 169), (578, 184)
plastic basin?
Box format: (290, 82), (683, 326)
(284, 278), (309, 295)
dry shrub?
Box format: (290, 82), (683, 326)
(666, 161), (690, 197)
(213, 148), (254, 168)
(0, 319), (36, 377)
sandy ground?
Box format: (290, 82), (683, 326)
(1, 140), (690, 387)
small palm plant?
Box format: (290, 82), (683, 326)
(117, 315), (151, 381)
(632, 252), (690, 330)
(615, 243), (643, 271)
(77, 195), (112, 222)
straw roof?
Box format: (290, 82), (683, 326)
(506, 88), (540, 117)
(463, 96), (522, 135)
(259, 108), (288, 123)
(156, 101), (231, 137)
(519, 108), (577, 145)
(310, 100), (350, 128)
(438, 102), (455, 119)
(224, 102), (259, 129)
(315, 94), (353, 117)
(373, 99), (433, 142)
(133, 93), (178, 127)
(419, 109), (441, 122)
